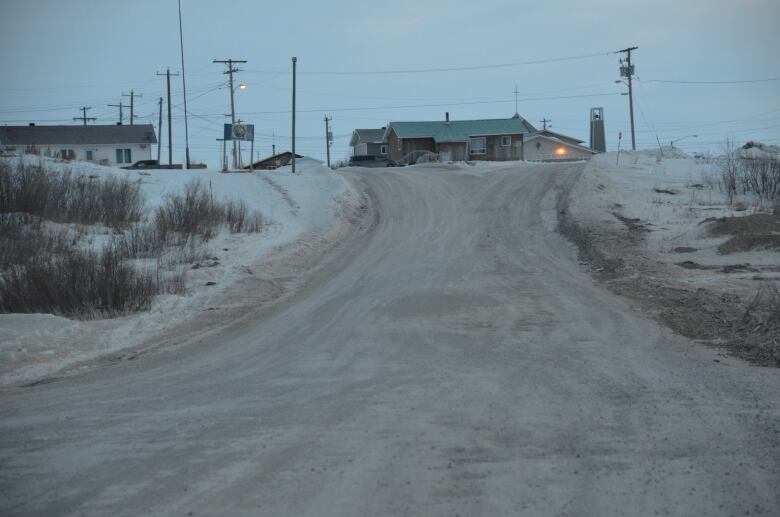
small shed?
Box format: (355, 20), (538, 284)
(245, 151), (303, 170)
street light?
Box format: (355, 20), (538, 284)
(239, 83), (247, 90)
(670, 134), (698, 148)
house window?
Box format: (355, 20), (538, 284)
(86, 150), (93, 161)
(397, 139), (402, 151)
(501, 136), (511, 147)
(380, 145), (387, 155)
(469, 137), (486, 155)
(116, 149), (131, 164)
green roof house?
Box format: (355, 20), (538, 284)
(383, 113), (596, 163)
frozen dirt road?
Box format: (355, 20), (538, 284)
(1, 163), (779, 516)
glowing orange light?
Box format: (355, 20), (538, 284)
(555, 147), (567, 156)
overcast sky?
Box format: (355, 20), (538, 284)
(1, 0), (778, 166)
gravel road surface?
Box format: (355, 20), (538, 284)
(1, 163), (778, 516)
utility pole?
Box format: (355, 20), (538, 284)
(122, 90), (142, 125)
(292, 56), (297, 173)
(324, 115), (332, 168)
(73, 106), (95, 126)
(272, 132), (276, 156)
(108, 101), (124, 125)
(540, 118), (551, 131)
(617, 46), (638, 151)
(178, 0), (191, 169)
(213, 58), (247, 169)
(157, 68), (179, 165)
(513, 85), (520, 116)
(157, 97), (163, 163)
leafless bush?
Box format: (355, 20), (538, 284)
(0, 159), (144, 229)
(155, 179), (221, 242)
(0, 214), (69, 268)
(716, 139), (780, 204)
(223, 199), (267, 233)
(0, 244), (165, 318)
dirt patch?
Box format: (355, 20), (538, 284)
(718, 235), (780, 254)
(672, 246), (697, 253)
(653, 188), (678, 195)
(706, 213), (780, 254)
(676, 261), (716, 270)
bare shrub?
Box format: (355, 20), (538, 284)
(223, 199), (266, 233)
(155, 179), (221, 242)
(0, 159), (144, 229)
(0, 244), (162, 318)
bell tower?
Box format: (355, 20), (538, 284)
(590, 107), (606, 152)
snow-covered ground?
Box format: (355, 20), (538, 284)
(0, 156), (358, 386)
(569, 151), (779, 287)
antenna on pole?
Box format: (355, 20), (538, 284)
(540, 118), (551, 131)
(513, 85), (519, 116)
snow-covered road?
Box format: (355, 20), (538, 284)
(1, 163), (778, 516)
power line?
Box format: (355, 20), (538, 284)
(243, 50), (613, 76)
(639, 77), (780, 85)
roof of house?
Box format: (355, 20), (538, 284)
(524, 133), (596, 154)
(529, 129), (584, 145)
(0, 124), (158, 146)
(246, 151), (304, 169)
(350, 128), (387, 146)
(385, 117), (537, 143)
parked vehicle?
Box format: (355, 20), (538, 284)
(121, 160), (183, 170)
(348, 155), (389, 168)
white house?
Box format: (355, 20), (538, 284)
(522, 129), (597, 162)
(0, 124), (157, 166)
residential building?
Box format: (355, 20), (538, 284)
(384, 114), (536, 162)
(523, 129), (597, 162)
(349, 128), (387, 157)
(383, 114), (597, 163)
(0, 124), (157, 166)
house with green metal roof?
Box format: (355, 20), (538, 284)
(383, 113), (536, 163)
(382, 113), (596, 163)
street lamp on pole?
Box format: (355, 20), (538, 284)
(670, 134), (698, 148)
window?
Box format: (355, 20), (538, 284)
(116, 148), (131, 164)
(469, 137), (486, 155)
(501, 136), (511, 147)
(397, 139), (402, 151)
(380, 145), (387, 155)
(86, 150), (93, 161)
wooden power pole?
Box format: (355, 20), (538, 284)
(157, 68), (179, 165)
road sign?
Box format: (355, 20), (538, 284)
(224, 123), (254, 141)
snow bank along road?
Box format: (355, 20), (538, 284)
(1, 163), (779, 516)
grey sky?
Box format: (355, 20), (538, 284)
(1, 0), (778, 165)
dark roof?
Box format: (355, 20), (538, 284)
(385, 117), (536, 143)
(0, 124), (158, 146)
(350, 129), (386, 146)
